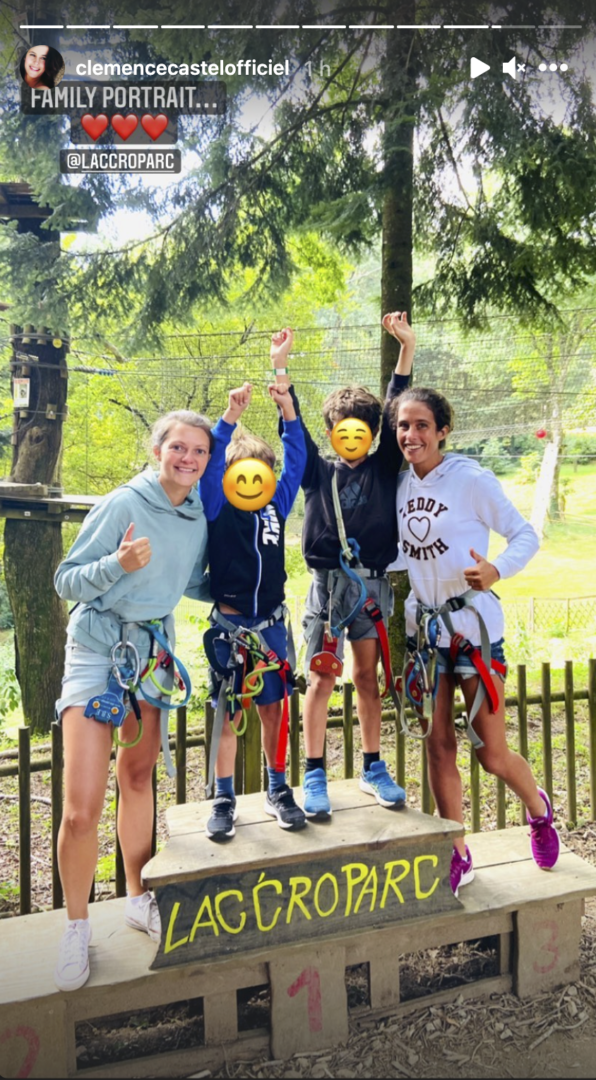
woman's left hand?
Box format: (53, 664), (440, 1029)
(463, 548), (500, 591)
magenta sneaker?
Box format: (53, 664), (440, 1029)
(450, 845), (474, 897)
(527, 788), (560, 870)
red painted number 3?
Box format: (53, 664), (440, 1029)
(533, 919), (560, 975)
(0, 1026), (40, 1079)
(287, 966), (323, 1032)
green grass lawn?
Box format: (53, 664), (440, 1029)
(489, 463), (596, 599)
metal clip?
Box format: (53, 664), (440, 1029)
(110, 640), (141, 688)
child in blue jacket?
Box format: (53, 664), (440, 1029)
(199, 336), (307, 840)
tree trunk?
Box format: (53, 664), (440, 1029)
(4, 220), (68, 733)
(381, 11), (416, 661)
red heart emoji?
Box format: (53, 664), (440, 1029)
(141, 113), (169, 140)
(111, 114), (139, 140)
(81, 113), (108, 141)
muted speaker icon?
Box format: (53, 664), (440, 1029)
(503, 56), (523, 79)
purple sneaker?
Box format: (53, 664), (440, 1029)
(450, 845), (474, 898)
(527, 788), (560, 870)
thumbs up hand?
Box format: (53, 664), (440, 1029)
(117, 523), (152, 573)
(463, 548), (500, 591)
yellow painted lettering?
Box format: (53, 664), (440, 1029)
(215, 889), (246, 934)
(380, 860), (411, 908)
(313, 872), (339, 918)
(354, 865), (378, 914)
(341, 862), (369, 916)
(413, 854), (440, 900)
(286, 876), (312, 923)
(163, 901), (189, 954)
(253, 871), (283, 932)
(189, 895), (220, 941)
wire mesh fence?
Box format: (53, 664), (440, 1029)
(9, 309), (591, 496)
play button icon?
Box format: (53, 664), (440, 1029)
(470, 57), (491, 78)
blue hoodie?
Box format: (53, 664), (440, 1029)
(55, 470), (209, 656)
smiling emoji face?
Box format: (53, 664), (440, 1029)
(223, 457), (277, 511)
(330, 418), (373, 461)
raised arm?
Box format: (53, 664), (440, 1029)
(198, 383), (252, 521)
(377, 311), (416, 471)
(269, 382), (306, 518)
(272, 327), (321, 489)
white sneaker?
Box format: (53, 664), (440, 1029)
(54, 919), (92, 991)
(125, 891), (161, 942)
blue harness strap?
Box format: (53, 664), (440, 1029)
(83, 618), (192, 776)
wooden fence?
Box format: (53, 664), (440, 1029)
(2, 658), (596, 917)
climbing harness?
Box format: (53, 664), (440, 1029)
(203, 604), (296, 797)
(400, 591), (508, 748)
(82, 618), (192, 775)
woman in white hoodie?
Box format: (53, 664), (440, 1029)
(390, 387), (560, 897)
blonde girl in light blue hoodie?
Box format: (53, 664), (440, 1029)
(53, 408), (217, 993)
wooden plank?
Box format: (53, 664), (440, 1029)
(465, 825), (568, 868)
(66, 1031), (270, 1080)
(163, 779), (461, 838)
(345, 910), (512, 962)
(203, 989), (238, 1044)
(147, 802), (462, 887)
(151, 830), (460, 968)
(0, 482), (48, 497)
(0, 998), (69, 1079)
(514, 898), (582, 998)
(352, 973), (513, 1025)
(269, 942), (348, 1059)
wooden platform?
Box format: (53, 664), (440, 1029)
(1, 784), (596, 1078)
(144, 783), (462, 968)
(0, 483), (98, 523)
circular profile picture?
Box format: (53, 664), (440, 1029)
(19, 45), (65, 89)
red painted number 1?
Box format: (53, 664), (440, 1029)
(287, 966), (323, 1032)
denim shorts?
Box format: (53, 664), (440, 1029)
(209, 612), (292, 708)
(407, 636), (507, 680)
(55, 638), (164, 719)
(303, 569), (394, 663)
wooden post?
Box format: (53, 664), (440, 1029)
(18, 726), (31, 916)
(396, 728), (406, 792)
(421, 745), (433, 815)
(151, 767), (158, 857)
(589, 657), (596, 821)
(496, 778), (506, 830)
(541, 662), (553, 803)
(289, 690), (301, 787)
(244, 704), (262, 794)
(51, 721), (63, 909)
(343, 683), (354, 779)
(234, 721), (245, 795)
(204, 700), (214, 792)
(565, 660), (577, 825)
(517, 665), (528, 825)
(470, 748), (481, 833)
(115, 780), (126, 898)
(175, 706), (187, 805)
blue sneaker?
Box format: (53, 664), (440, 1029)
(360, 760), (406, 808)
(302, 768), (332, 818)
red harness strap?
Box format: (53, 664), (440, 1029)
(362, 597), (394, 698)
(449, 632), (506, 714)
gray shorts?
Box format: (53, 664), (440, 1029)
(55, 639), (166, 719)
(303, 568), (394, 663)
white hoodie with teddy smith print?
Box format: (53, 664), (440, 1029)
(389, 454), (539, 646)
